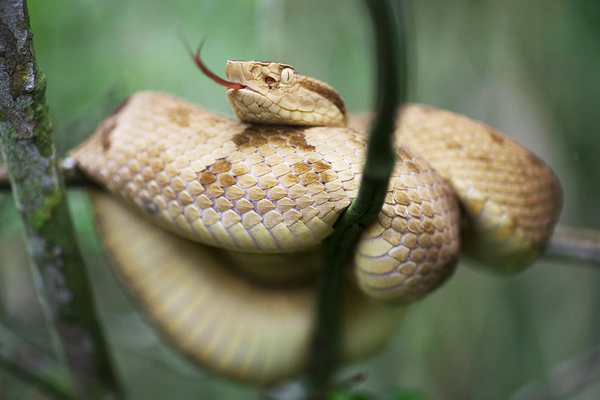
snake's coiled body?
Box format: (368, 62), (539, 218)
(74, 92), (464, 302)
(72, 86), (560, 383)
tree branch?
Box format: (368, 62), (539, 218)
(308, 0), (405, 397)
(6, 160), (598, 270)
(509, 345), (600, 400)
(545, 225), (600, 265)
(0, 159), (96, 190)
(0, 1), (121, 398)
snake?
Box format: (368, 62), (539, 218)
(70, 52), (562, 384)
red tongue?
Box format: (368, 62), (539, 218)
(190, 40), (246, 90)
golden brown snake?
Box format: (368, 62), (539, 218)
(70, 58), (561, 383)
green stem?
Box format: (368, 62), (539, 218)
(0, 1), (121, 398)
(308, 0), (406, 397)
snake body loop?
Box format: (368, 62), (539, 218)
(71, 62), (561, 383)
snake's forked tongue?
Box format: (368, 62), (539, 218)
(191, 41), (245, 90)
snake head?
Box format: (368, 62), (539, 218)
(189, 41), (347, 126)
(224, 61), (347, 126)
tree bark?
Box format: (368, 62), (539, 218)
(0, 1), (121, 398)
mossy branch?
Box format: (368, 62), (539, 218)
(0, 160), (94, 190)
(0, 1), (121, 398)
(307, 0), (406, 397)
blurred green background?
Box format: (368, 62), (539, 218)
(2, 0), (600, 399)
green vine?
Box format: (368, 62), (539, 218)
(308, 0), (407, 398)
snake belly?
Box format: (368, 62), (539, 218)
(71, 91), (561, 383)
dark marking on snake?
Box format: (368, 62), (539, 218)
(168, 106), (191, 127)
(100, 97), (131, 151)
(405, 160), (420, 173)
(232, 132), (250, 146)
(288, 133), (315, 152)
(422, 218), (435, 234)
(471, 152), (491, 162)
(199, 171), (217, 185)
(526, 150), (545, 168)
(250, 134), (269, 147)
(488, 129), (505, 144)
(236, 126), (315, 152)
(140, 196), (160, 216)
(397, 146), (414, 161)
(109, 97), (131, 117)
(297, 76), (347, 117)
(445, 139), (463, 150)
(211, 159), (231, 174)
(311, 160), (331, 173)
(100, 119), (116, 151)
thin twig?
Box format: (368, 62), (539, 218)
(509, 345), (600, 400)
(0, 1), (121, 399)
(3, 173), (600, 269)
(545, 225), (600, 265)
(3, 168), (600, 271)
(308, 0), (405, 398)
(0, 323), (76, 400)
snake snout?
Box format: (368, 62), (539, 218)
(225, 61), (254, 90)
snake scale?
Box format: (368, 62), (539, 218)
(71, 58), (561, 384)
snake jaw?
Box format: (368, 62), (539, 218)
(225, 61), (272, 99)
(224, 61), (288, 123)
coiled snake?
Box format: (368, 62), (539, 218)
(71, 56), (562, 383)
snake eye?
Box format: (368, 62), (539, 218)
(280, 68), (294, 84)
(265, 76), (276, 87)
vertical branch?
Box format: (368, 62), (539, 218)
(308, 0), (406, 397)
(0, 1), (121, 398)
